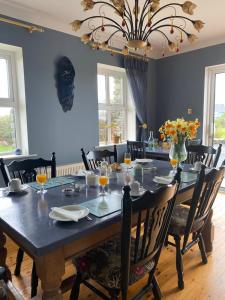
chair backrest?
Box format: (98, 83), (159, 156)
(0, 152), (56, 186)
(186, 144), (222, 168)
(182, 163), (225, 250)
(186, 138), (202, 146)
(81, 146), (117, 171)
(120, 170), (181, 299)
(127, 141), (146, 160)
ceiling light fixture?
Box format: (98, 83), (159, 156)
(71, 0), (204, 58)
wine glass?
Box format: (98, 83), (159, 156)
(98, 168), (109, 196)
(36, 173), (48, 194)
(170, 159), (178, 174)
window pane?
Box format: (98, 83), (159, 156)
(99, 110), (108, 144)
(0, 107), (16, 153)
(0, 58), (9, 98)
(98, 75), (106, 103)
(110, 110), (126, 142)
(109, 76), (123, 104)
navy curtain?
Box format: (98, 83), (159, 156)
(124, 57), (148, 141)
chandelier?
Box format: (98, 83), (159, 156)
(71, 0), (204, 58)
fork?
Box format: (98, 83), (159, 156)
(86, 215), (93, 221)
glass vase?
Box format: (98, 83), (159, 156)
(169, 140), (187, 166)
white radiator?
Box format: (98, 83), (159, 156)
(47, 162), (85, 177)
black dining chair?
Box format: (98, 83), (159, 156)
(168, 163), (225, 290)
(186, 144), (222, 168)
(81, 146), (117, 171)
(127, 141), (146, 160)
(0, 152), (56, 297)
(69, 170), (181, 300)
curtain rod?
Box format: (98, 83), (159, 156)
(0, 16), (44, 33)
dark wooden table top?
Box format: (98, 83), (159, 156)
(0, 160), (195, 257)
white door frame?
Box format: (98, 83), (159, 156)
(203, 64), (225, 146)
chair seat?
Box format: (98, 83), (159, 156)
(73, 236), (154, 289)
(169, 205), (204, 236)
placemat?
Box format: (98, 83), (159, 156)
(82, 194), (122, 218)
(181, 172), (198, 183)
(28, 176), (75, 190)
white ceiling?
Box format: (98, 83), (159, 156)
(0, 0), (225, 59)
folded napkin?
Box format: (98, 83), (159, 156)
(154, 176), (173, 184)
(51, 207), (83, 222)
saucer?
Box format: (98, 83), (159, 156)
(189, 167), (200, 173)
(8, 184), (29, 193)
(130, 187), (146, 197)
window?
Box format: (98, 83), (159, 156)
(0, 46), (28, 155)
(97, 64), (135, 145)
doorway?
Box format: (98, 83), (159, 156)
(204, 64), (225, 188)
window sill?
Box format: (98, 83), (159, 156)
(97, 143), (127, 149)
(0, 154), (37, 161)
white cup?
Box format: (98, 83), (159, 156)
(86, 173), (98, 187)
(8, 178), (22, 192)
(130, 181), (140, 194)
(194, 161), (202, 171)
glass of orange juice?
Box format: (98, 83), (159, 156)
(170, 159), (178, 173)
(36, 173), (48, 194)
(124, 152), (131, 171)
(98, 168), (109, 196)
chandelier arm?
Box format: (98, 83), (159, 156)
(91, 24), (128, 40)
(94, 1), (130, 33)
(150, 3), (182, 20)
(81, 16), (126, 35)
(124, 0), (134, 38)
(146, 24), (189, 40)
(138, 0), (153, 39)
(107, 29), (123, 43)
(151, 15), (194, 30)
(154, 29), (170, 42)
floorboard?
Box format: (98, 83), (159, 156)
(6, 192), (225, 300)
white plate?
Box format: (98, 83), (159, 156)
(8, 184), (29, 193)
(135, 159), (153, 164)
(49, 205), (89, 222)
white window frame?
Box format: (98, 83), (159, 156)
(97, 63), (135, 145)
(203, 64), (225, 145)
(0, 44), (28, 155)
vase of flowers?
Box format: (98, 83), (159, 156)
(159, 118), (200, 166)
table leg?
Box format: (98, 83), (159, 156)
(0, 230), (11, 281)
(202, 208), (214, 253)
(35, 249), (65, 300)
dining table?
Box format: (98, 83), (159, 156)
(0, 160), (213, 300)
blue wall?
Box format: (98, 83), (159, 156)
(0, 21), (125, 164)
(156, 43), (225, 136)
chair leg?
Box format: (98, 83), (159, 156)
(174, 236), (184, 290)
(109, 289), (119, 300)
(198, 233), (208, 264)
(14, 248), (24, 276)
(152, 275), (162, 300)
(70, 272), (82, 300)
(31, 262), (38, 298)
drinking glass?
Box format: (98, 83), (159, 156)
(36, 173), (47, 194)
(98, 168), (109, 196)
(170, 159), (178, 174)
(124, 152), (131, 171)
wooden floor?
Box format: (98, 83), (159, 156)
(6, 192), (225, 300)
